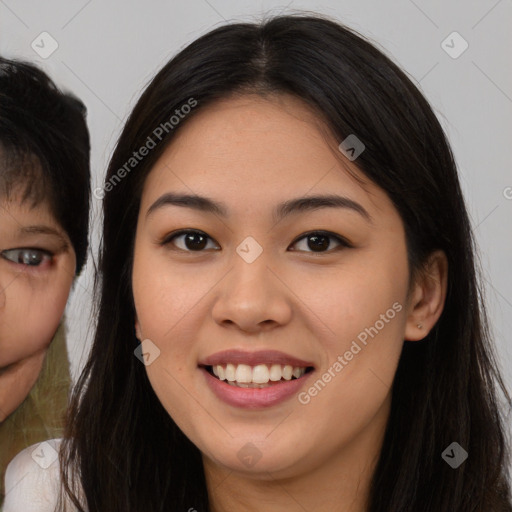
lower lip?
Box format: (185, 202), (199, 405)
(200, 367), (313, 409)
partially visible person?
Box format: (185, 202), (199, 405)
(0, 56), (90, 508)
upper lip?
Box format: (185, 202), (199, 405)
(199, 349), (314, 368)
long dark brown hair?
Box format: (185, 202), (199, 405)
(59, 13), (512, 512)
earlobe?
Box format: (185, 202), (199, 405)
(135, 317), (142, 341)
(404, 250), (448, 341)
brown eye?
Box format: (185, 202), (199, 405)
(289, 231), (351, 253)
(163, 230), (220, 252)
(161, 229), (351, 254)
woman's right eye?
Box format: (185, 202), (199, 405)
(162, 230), (220, 252)
(1, 248), (53, 267)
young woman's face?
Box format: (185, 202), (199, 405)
(132, 94), (414, 479)
(0, 190), (76, 422)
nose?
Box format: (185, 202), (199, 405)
(211, 248), (293, 334)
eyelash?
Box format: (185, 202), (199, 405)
(0, 248), (54, 269)
(160, 229), (352, 254)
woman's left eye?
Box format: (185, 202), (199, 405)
(0, 248), (53, 267)
(289, 231), (351, 253)
(162, 229), (350, 253)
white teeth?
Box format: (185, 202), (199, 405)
(209, 363), (307, 385)
(235, 364), (252, 383)
(269, 364), (282, 381)
(292, 366), (303, 378)
(282, 365), (293, 380)
(252, 364), (270, 383)
(225, 363), (236, 382)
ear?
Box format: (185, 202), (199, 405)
(404, 250), (448, 341)
(135, 316), (142, 341)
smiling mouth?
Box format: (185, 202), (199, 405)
(201, 363), (314, 388)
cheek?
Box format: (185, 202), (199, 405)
(291, 242), (409, 354)
(132, 262), (206, 413)
(293, 246), (408, 440)
(0, 274), (73, 366)
(132, 245), (222, 429)
(132, 245), (210, 350)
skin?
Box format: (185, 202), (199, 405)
(0, 190), (76, 422)
(132, 94), (448, 512)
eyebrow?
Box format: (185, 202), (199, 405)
(17, 225), (69, 248)
(146, 192), (373, 224)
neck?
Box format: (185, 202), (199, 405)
(203, 394), (390, 512)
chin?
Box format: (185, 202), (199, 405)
(199, 433), (307, 478)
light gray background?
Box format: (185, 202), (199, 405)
(1, 1), (511, 410)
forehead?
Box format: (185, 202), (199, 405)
(0, 147), (51, 209)
(0, 187), (59, 231)
(140, 94), (392, 220)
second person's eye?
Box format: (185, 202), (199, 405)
(1, 248), (53, 267)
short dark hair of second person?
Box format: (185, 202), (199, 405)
(0, 56), (90, 274)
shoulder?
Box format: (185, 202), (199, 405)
(3, 438), (63, 512)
